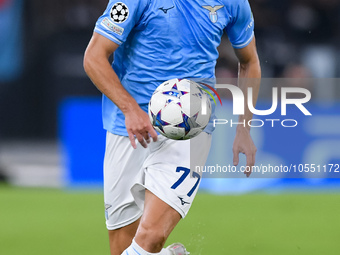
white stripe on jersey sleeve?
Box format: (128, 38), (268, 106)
(232, 32), (254, 49)
(94, 27), (123, 45)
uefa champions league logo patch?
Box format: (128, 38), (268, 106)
(202, 5), (224, 23)
(101, 17), (124, 36)
(110, 2), (129, 23)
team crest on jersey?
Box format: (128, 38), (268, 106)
(202, 5), (224, 23)
(105, 204), (112, 220)
(110, 2), (129, 23)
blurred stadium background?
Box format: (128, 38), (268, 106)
(0, 0), (340, 254)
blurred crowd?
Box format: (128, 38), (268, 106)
(217, 0), (340, 79)
(20, 0), (340, 78)
(15, 0), (340, 80)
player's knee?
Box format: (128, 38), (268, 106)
(136, 221), (167, 251)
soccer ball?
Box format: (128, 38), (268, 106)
(148, 79), (211, 140)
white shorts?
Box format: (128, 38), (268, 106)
(103, 131), (212, 230)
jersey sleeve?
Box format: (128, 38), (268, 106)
(225, 0), (254, 49)
(94, 0), (148, 45)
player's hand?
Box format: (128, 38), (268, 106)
(232, 126), (257, 177)
(125, 107), (158, 149)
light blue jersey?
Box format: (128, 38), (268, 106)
(94, 0), (254, 136)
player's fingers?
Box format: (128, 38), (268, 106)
(244, 166), (251, 177)
(252, 151), (256, 166)
(145, 136), (151, 144)
(135, 133), (148, 148)
(246, 151), (255, 167)
(142, 131), (150, 144)
(233, 148), (239, 166)
(244, 151), (255, 177)
(148, 125), (158, 142)
(128, 132), (137, 149)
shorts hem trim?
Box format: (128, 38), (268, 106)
(106, 211), (143, 230)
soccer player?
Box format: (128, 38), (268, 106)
(84, 0), (261, 254)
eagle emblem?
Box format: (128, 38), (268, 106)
(202, 5), (224, 23)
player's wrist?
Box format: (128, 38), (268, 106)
(120, 99), (140, 115)
(236, 124), (250, 133)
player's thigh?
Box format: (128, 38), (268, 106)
(132, 132), (212, 218)
(104, 131), (149, 230)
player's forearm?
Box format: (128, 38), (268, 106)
(83, 53), (138, 114)
(237, 56), (261, 131)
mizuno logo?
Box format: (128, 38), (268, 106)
(159, 6), (174, 14)
(178, 196), (190, 205)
